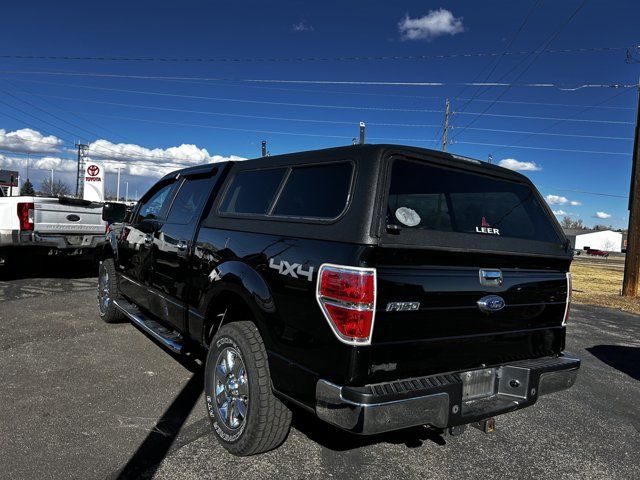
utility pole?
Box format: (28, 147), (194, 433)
(50, 169), (54, 195)
(125, 182), (129, 203)
(116, 167), (121, 201)
(75, 142), (89, 198)
(441, 99), (451, 151)
(359, 122), (366, 145)
(622, 80), (640, 297)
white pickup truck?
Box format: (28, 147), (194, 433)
(0, 189), (106, 266)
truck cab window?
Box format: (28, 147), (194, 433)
(167, 177), (213, 224)
(220, 168), (285, 215)
(137, 182), (175, 222)
(272, 162), (352, 219)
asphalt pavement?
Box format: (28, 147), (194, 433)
(0, 259), (638, 479)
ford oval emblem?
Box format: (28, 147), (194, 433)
(66, 214), (80, 222)
(477, 295), (506, 313)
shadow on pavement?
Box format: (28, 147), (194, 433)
(291, 408), (448, 451)
(114, 370), (205, 480)
(0, 255), (97, 280)
(586, 344), (640, 381)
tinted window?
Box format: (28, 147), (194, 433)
(166, 176), (213, 224)
(220, 168), (285, 215)
(272, 163), (352, 218)
(137, 182), (175, 221)
(387, 159), (561, 243)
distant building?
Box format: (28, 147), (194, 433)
(575, 230), (623, 253)
(562, 227), (624, 253)
(0, 169), (19, 196)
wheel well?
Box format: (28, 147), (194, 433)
(203, 291), (255, 347)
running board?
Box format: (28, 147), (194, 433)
(113, 299), (184, 353)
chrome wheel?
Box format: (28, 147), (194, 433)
(214, 347), (249, 429)
(98, 263), (110, 314)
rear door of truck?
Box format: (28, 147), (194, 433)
(365, 154), (571, 382)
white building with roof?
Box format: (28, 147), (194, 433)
(574, 230), (622, 253)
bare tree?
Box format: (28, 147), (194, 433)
(40, 178), (72, 197)
(560, 217), (584, 229)
(593, 224), (613, 232)
(602, 238), (616, 252)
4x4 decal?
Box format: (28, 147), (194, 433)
(269, 258), (314, 281)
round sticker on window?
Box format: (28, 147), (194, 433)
(395, 207), (421, 227)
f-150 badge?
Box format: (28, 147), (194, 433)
(386, 301), (420, 312)
(475, 216), (500, 235)
(269, 258), (314, 281)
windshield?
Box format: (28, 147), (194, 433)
(387, 159), (561, 244)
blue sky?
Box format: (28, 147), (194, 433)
(0, 0), (638, 228)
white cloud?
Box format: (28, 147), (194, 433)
(0, 153), (77, 174)
(552, 210), (567, 216)
(595, 211), (612, 219)
(569, 200), (582, 206)
(398, 9), (464, 41)
(0, 128), (63, 154)
(0, 126), (245, 181)
(498, 158), (542, 172)
(291, 20), (314, 32)
(545, 195), (569, 205)
(85, 140), (245, 178)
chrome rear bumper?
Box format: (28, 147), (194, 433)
(316, 354), (580, 435)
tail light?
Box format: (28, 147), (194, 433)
(563, 272), (572, 325)
(17, 202), (34, 231)
(316, 264), (376, 345)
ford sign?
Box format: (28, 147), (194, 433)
(477, 295), (506, 313)
(66, 214), (81, 222)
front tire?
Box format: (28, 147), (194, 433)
(98, 258), (124, 323)
(204, 321), (292, 456)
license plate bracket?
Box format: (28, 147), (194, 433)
(461, 368), (497, 401)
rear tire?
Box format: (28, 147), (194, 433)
(204, 321), (292, 456)
(98, 258), (124, 323)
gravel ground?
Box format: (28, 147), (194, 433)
(0, 261), (638, 480)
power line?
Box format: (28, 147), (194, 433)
(60, 110), (630, 156)
(453, 0), (543, 117)
(24, 92), (445, 126)
(453, 140), (629, 156)
(25, 87), (445, 113)
(0, 95), (215, 164)
(1, 81), (123, 144)
(539, 187), (628, 199)
(0, 69), (633, 89)
(0, 45), (626, 63)
(488, 86), (636, 156)
(454, 110), (633, 125)
(9, 77), (635, 110)
(450, 0), (590, 141)
(455, 126), (632, 141)
(23, 87), (634, 124)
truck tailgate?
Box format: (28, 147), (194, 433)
(357, 248), (570, 383)
(374, 265), (568, 343)
(33, 199), (105, 234)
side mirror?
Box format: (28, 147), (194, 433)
(102, 202), (128, 223)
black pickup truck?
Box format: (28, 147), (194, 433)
(99, 144), (579, 456)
